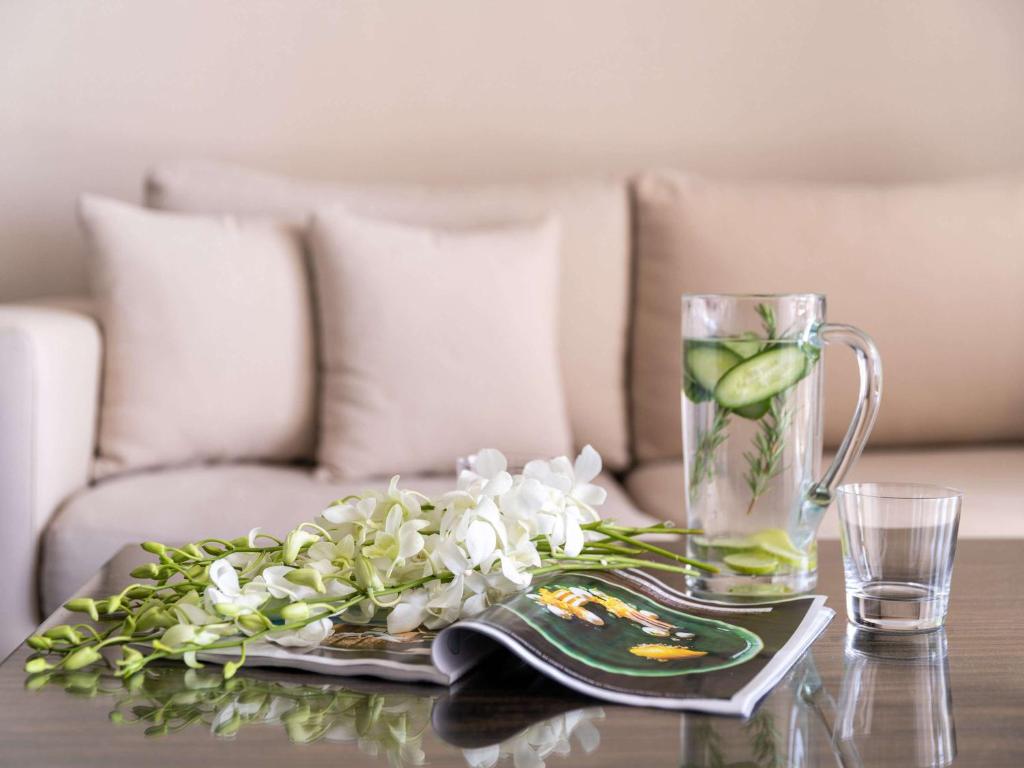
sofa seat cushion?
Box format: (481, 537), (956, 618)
(41, 464), (655, 614)
(625, 445), (1024, 539)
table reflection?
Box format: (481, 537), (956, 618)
(24, 660), (605, 768)
(833, 626), (957, 768)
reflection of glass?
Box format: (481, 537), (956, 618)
(679, 651), (838, 767)
(682, 294), (882, 598)
(834, 626), (957, 767)
(837, 483), (961, 633)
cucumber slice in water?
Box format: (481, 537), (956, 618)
(685, 344), (742, 394)
(733, 399), (770, 420)
(713, 345), (808, 409)
(682, 373), (714, 404)
(724, 552), (780, 575)
(721, 332), (761, 359)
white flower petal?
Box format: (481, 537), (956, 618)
(573, 445), (602, 485)
(208, 558), (240, 596)
(474, 449), (507, 479)
(398, 522), (426, 559)
(387, 590), (428, 633)
(466, 520), (497, 566)
(564, 520), (584, 557)
(269, 618), (332, 648)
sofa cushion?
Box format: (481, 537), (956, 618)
(308, 208), (571, 478)
(41, 464), (656, 614)
(79, 196), (317, 477)
(625, 445), (1024, 539)
(145, 162), (633, 470)
(631, 172), (1024, 461)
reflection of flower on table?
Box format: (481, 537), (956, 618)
(28, 665), (434, 766)
(463, 708), (605, 768)
(25, 665), (608, 768)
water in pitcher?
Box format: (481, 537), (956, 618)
(683, 332), (824, 597)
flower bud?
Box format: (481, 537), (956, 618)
(222, 659), (242, 680)
(136, 606), (176, 631)
(280, 602), (311, 622)
(26, 635), (53, 651)
(64, 597), (100, 622)
(130, 563), (161, 580)
(24, 657), (53, 674)
(140, 541), (166, 556)
(63, 646), (103, 671)
(213, 603), (244, 618)
(283, 529), (319, 565)
(105, 595), (123, 614)
(126, 586), (151, 599)
(355, 556), (384, 591)
(284, 567), (326, 594)
(237, 613), (266, 634)
(181, 543), (204, 560)
(44, 625), (82, 644)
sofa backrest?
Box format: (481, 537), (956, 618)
(145, 162), (633, 471)
(631, 171), (1024, 461)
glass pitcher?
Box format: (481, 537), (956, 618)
(682, 293), (882, 597)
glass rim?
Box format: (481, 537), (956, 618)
(681, 292), (826, 301)
(837, 482), (964, 501)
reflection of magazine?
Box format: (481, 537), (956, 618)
(205, 569), (832, 715)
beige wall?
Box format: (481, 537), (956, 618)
(2, 0), (1023, 302)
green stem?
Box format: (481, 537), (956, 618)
(593, 524), (718, 573)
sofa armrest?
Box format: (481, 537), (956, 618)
(0, 301), (100, 657)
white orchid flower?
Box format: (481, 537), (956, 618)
(387, 588), (429, 634)
(225, 527), (263, 569)
(460, 572), (491, 617)
(424, 577), (465, 628)
(457, 449), (514, 499)
(568, 445), (608, 508)
(321, 496), (377, 528)
(268, 617), (333, 649)
(362, 505), (429, 572)
(161, 622), (223, 649)
(204, 558), (270, 616)
(262, 565), (319, 602)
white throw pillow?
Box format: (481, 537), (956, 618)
(79, 196), (317, 477)
(308, 208), (572, 479)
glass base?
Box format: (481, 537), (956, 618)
(687, 569), (817, 600)
(846, 582), (948, 633)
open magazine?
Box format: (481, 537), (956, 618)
(203, 569), (833, 716)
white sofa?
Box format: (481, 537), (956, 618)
(2, 163), (1021, 657)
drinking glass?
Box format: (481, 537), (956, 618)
(836, 483), (961, 633)
(834, 626), (957, 767)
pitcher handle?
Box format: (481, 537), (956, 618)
(807, 323), (883, 507)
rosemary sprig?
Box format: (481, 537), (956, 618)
(743, 395), (791, 515)
(743, 303), (788, 515)
(688, 405), (730, 503)
(756, 302), (778, 344)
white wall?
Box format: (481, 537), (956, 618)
(3, 0), (1024, 301)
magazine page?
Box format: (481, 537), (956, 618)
(432, 569), (834, 716)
